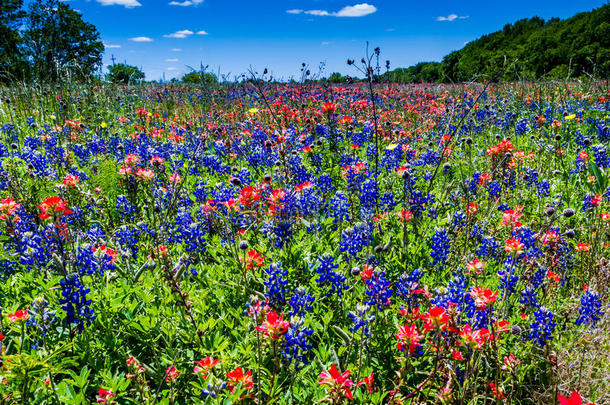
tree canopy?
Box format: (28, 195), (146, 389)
(107, 63), (145, 85)
(0, 0), (103, 83)
(383, 4), (610, 83)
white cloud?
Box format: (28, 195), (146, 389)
(130, 36), (153, 42)
(291, 3), (376, 18)
(305, 9), (330, 16)
(436, 14), (468, 21)
(163, 29), (194, 39)
(171, 48), (182, 52)
(165, 58), (179, 62)
(104, 43), (121, 48)
(96, 0), (141, 8)
(196, 30), (208, 35)
(321, 41), (333, 46)
(334, 3), (376, 17)
(168, 0), (203, 6)
(167, 67), (178, 71)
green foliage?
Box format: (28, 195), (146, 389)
(23, 0), (104, 82)
(381, 62), (443, 83)
(0, 0), (27, 81)
(327, 72), (349, 83)
(107, 63), (145, 85)
(385, 4), (610, 83)
(181, 71), (218, 85)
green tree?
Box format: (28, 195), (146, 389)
(107, 63), (145, 84)
(181, 71), (218, 85)
(0, 0), (27, 82)
(327, 72), (348, 83)
(23, 0), (103, 82)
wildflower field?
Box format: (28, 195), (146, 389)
(0, 80), (609, 404)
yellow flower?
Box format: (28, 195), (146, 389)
(50, 114), (56, 120)
(101, 122), (108, 129)
(386, 143), (398, 151)
(565, 114), (576, 121)
(248, 108), (259, 114)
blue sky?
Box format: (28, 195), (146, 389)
(54, 0), (606, 81)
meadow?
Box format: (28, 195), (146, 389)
(0, 79), (609, 404)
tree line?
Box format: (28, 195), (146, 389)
(381, 4), (610, 83)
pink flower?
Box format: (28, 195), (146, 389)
(96, 388), (115, 403)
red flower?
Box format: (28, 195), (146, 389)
(504, 238), (524, 256)
(164, 365), (179, 382)
(395, 322), (424, 354)
(239, 186), (261, 207)
(558, 390), (595, 405)
(242, 250), (264, 270)
(470, 287), (498, 310)
(356, 373), (374, 393)
(194, 356), (220, 377)
(459, 324), (489, 350)
(0, 333), (4, 341)
(38, 196), (72, 220)
(255, 311), (289, 339)
(96, 388), (115, 403)
(490, 382), (505, 400)
(62, 174), (80, 189)
(397, 209), (413, 223)
(318, 364), (354, 401)
(321, 102), (336, 114)
(226, 366), (253, 391)
(8, 309), (28, 323)
(576, 243), (590, 252)
(421, 306), (449, 332)
(466, 258), (486, 274)
(0, 198), (20, 221)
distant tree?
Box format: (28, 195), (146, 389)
(0, 0), (27, 82)
(181, 71), (218, 85)
(23, 0), (103, 82)
(107, 63), (145, 84)
(327, 72), (348, 83)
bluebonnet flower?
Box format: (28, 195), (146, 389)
(593, 145), (609, 168)
(498, 260), (519, 297)
(451, 211), (467, 229)
(288, 287), (315, 317)
(430, 228), (451, 267)
(520, 287), (540, 309)
(529, 307), (556, 346)
(316, 174), (334, 193)
(314, 254), (347, 297)
(115, 225), (141, 258)
(487, 181), (502, 198)
(264, 262), (288, 309)
(380, 191), (396, 212)
(365, 270), (393, 311)
(340, 223), (372, 260)
(329, 192), (350, 223)
(27, 296), (57, 338)
(582, 193), (601, 212)
(270, 221), (293, 249)
(395, 269), (424, 306)
(348, 304), (375, 337)
(59, 273), (95, 333)
(282, 317), (313, 369)
(575, 290), (604, 328)
(409, 190), (432, 218)
(536, 180), (551, 198)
